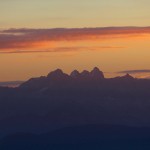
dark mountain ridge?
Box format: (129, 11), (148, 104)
(19, 67), (150, 97)
(0, 67), (150, 144)
(20, 67), (105, 89)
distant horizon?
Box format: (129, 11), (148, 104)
(1, 67), (150, 87)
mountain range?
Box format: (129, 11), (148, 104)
(0, 67), (150, 149)
(20, 67), (104, 89)
(20, 67), (135, 89)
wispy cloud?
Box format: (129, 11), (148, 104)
(0, 26), (150, 53)
(0, 46), (124, 54)
(118, 69), (150, 74)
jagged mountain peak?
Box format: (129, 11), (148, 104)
(70, 70), (80, 78)
(19, 68), (139, 89)
(92, 67), (100, 71)
(123, 73), (134, 79)
(81, 70), (90, 77)
(47, 69), (64, 77)
(114, 73), (134, 81)
(90, 67), (104, 79)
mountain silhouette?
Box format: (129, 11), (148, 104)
(1, 67), (150, 148)
(81, 70), (90, 77)
(90, 67), (104, 79)
(20, 67), (105, 89)
(70, 70), (80, 78)
(47, 69), (69, 79)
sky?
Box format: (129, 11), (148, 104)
(0, 0), (150, 81)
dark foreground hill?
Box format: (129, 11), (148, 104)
(0, 67), (150, 149)
(1, 125), (150, 150)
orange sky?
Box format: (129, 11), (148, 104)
(0, 27), (150, 81)
(0, 0), (150, 81)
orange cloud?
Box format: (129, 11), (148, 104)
(0, 46), (125, 54)
(0, 27), (150, 53)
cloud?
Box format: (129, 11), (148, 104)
(0, 46), (124, 54)
(0, 26), (150, 53)
(118, 70), (150, 74)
